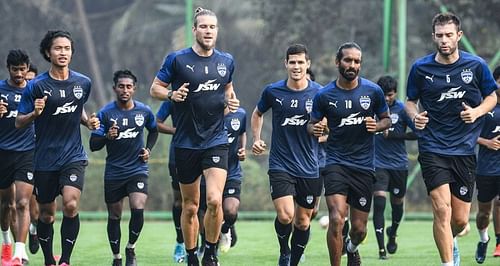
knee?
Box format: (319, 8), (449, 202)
(223, 210), (237, 221)
(63, 199), (79, 216)
(294, 217), (310, 231)
(476, 210), (490, 221)
(350, 221), (367, 237)
(206, 195), (222, 212)
(328, 213), (345, 233)
(39, 211), (55, 224)
(277, 210), (294, 225)
(182, 202), (199, 217)
(433, 203), (451, 222)
(16, 197), (30, 211)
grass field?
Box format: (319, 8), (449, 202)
(24, 219), (500, 265)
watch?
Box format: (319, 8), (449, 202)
(167, 90), (173, 101)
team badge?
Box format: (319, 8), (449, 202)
(390, 113), (399, 124)
(69, 174), (78, 182)
(306, 195), (314, 204)
(461, 69), (473, 84)
(217, 63), (227, 77)
(359, 197), (367, 206)
(228, 188), (235, 195)
(305, 99), (313, 113)
(212, 156), (220, 163)
(27, 172), (33, 181)
(73, 85), (83, 99)
(459, 186), (468, 195)
(134, 114), (144, 127)
(393, 188), (400, 195)
(231, 118), (240, 131)
(359, 96), (371, 110)
(137, 182), (145, 189)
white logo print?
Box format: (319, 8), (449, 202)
(53, 101), (78, 115)
(69, 174), (78, 182)
(305, 99), (313, 113)
(193, 79), (220, 92)
(459, 186), (468, 195)
(461, 69), (473, 84)
(359, 197), (367, 206)
(73, 85), (83, 99)
(134, 114), (144, 127)
(390, 113), (399, 125)
(0, 94), (8, 101)
(281, 115), (308, 126)
(339, 112), (364, 127)
(43, 89), (52, 96)
(228, 133), (235, 144)
(425, 75), (434, 83)
(306, 195), (314, 204)
(487, 111), (495, 117)
(329, 101), (338, 108)
(186, 65), (195, 72)
(393, 188), (400, 195)
(27, 172), (33, 181)
(359, 96), (371, 110)
(66, 238), (75, 245)
(137, 182), (145, 189)
(5, 110), (18, 118)
(437, 86), (466, 102)
(492, 126), (500, 133)
(375, 228), (383, 233)
(228, 188), (235, 195)
(14, 94), (21, 102)
(231, 118), (240, 131)
(217, 63), (227, 77)
(117, 128), (139, 140)
(275, 98), (284, 106)
(212, 156), (221, 163)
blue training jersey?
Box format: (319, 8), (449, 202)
(374, 100), (415, 170)
(156, 47), (235, 149)
(0, 80), (34, 151)
(156, 101), (177, 168)
(406, 51), (497, 155)
(257, 79), (321, 178)
(18, 71), (91, 171)
(311, 78), (389, 171)
(92, 101), (157, 180)
(225, 107), (246, 181)
(477, 104), (500, 176)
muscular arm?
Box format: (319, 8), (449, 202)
(156, 118), (176, 135)
(150, 77), (171, 101)
(89, 134), (106, 152)
(405, 100), (420, 121)
(251, 107), (263, 142)
(145, 127), (159, 151)
(375, 111), (392, 132)
(15, 112), (37, 129)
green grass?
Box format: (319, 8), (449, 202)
(25, 219), (500, 265)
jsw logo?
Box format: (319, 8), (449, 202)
(492, 126), (500, 133)
(339, 112), (364, 127)
(228, 133), (235, 144)
(5, 110), (18, 118)
(117, 128), (139, 140)
(281, 115), (308, 126)
(437, 86), (466, 102)
(193, 79), (220, 92)
(53, 101), (78, 115)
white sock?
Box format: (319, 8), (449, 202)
(478, 228), (489, 243)
(29, 223), (37, 235)
(113, 253), (122, 259)
(13, 242), (27, 259)
(2, 230), (11, 244)
(126, 242), (136, 249)
(442, 262), (453, 266)
(347, 240), (358, 253)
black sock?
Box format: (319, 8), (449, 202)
(391, 202), (404, 235)
(37, 219), (56, 265)
(186, 247), (199, 264)
(274, 217), (292, 255)
(496, 233), (500, 245)
(290, 226), (310, 266)
(129, 209), (144, 245)
(221, 213), (237, 234)
(373, 195), (386, 250)
(60, 214), (80, 264)
(107, 218), (121, 255)
(172, 204), (184, 243)
(342, 219), (350, 239)
(203, 240), (218, 257)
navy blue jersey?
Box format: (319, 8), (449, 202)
(477, 104), (500, 176)
(257, 80), (321, 178)
(407, 51), (497, 155)
(18, 71), (91, 171)
(311, 78), (389, 171)
(156, 48), (234, 149)
(225, 107), (246, 181)
(0, 80), (34, 151)
(156, 101), (177, 167)
(374, 100), (415, 170)
(92, 101), (157, 180)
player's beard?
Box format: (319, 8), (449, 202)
(437, 44), (456, 57)
(339, 65), (359, 81)
(196, 37), (215, 51)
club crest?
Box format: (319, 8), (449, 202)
(461, 69), (473, 84)
(212, 156), (220, 163)
(73, 85), (83, 99)
(135, 114), (144, 127)
(306, 195), (314, 204)
(231, 118), (240, 131)
(137, 182), (145, 189)
(390, 113), (399, 124)
(359, 96), (371, 110)
(305, 99), (313, 113)
(217, 63), (227, 77)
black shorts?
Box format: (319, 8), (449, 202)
(323, 164), (375, 213)
(0, 149), (34, 189)
(418, 153), (476, 202)
(175, 144), (229, 184)
(268, 171), (322, 209)
(169, 162), (180, 191)
(223, 179), (242, 200)
(35, 160), (87, 204)
(104, 175), (148, 204)
(373, 168), (408, 198)
(476, 175), (500, 203)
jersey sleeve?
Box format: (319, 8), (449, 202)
(374, 87), (389, 115)
(145, 107), (158, 130)
(240, 109), (247, 134)
(156, 101), (171, 122)
(83, 78), (92, 103)
(310, 92), (324, 122)
(156, 53), (176, 84)
(256, 86), (272, 113)
(400, 105), (416, 131)
(478, 61), (498, 97)
(92, 110), (107, 137)
(406, 64), (420, 101)
(17, 82), (37, 114)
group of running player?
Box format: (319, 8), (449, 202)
(0, 6), (499, 266)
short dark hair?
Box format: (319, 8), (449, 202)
(493, 66), (500, 81)
(377, 75), (398, 94)
(6, 49), (30, 67)
(432, 12), (461, 33)
(113, 69), (137, 87)
(306, 68), (315, 81)
(335, 42), (362, 62)
(28, 63), (38, 75)
(194, 7), (216, 27)
(286, 44), (309, 61)
(39, 30), (74, 62)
